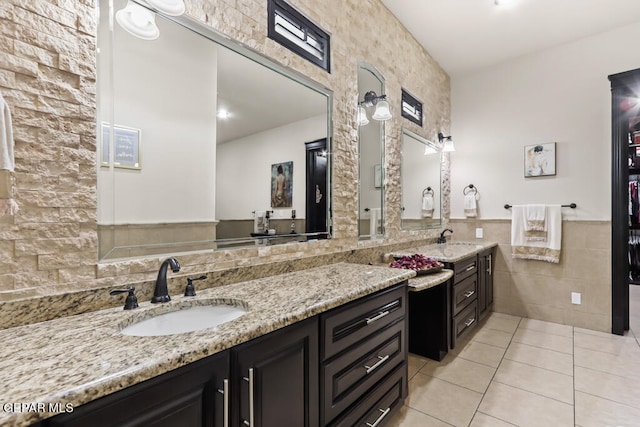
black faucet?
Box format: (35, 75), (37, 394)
(151, 257), (180, 303)
(437, 228), (453, 244)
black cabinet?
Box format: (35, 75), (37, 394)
(320, 282), (408, 426)
(478, 248), (495, 321)
(42, 350), (229, 427)
(234, 317), (318, 427)
(446, 255), (479, 349)
(408, 279), (450, 361)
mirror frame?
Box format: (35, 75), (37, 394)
(357, 61), (386, 240)
(97, 1), (334, 259)
(400, 128), (443, 230)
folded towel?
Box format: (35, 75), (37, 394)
(464, 193), (477, 217)
(525, 204), (546, 231)
(511, 205), (562, 263)
(369, 207), (381, 237)
(421, 194), (434, 218)
(0, 92), (17, 217)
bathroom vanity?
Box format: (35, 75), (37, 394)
(0, 263), (412, 427)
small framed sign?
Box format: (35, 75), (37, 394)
(101, 123), (142, 170)
(401, 89), (423, 127)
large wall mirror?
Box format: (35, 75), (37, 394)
(357, 63), (385, 240)
(97, 0), (332, 260)
(401, 129), (442, 230)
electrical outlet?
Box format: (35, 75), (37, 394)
(571, 292), (581, 305)
(475, 228), (483, 238)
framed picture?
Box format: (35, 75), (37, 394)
(271, 161), (293, 208)
(401, 89), (423, 127)
(101, 123), (142, 170)
(374, 164), (382, 188)
(524, 142), (555, 177)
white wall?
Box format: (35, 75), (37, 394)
(451, 22), (640, 220)
(215, 114), (326, 220)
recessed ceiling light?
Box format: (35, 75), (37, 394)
(217, 110), (231, 119)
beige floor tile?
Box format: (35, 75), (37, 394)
(574, 345), (640, 380)
(419, 356), (496, 394)
(385, 405), (453, 427)
(512, 328), (573, 354)
(470, 412), (517, 427)
(493, 359), (573, 404)
(575, 391), (640, 427)
(408, 353), (430, 380)
(575, 366), (640, 409)
(471, 327), (513, 349)
(482, 313), (521, 334)
(504, 342), (573, 375)
(518, 318), (573, 337)
(478, 382), (574, 427)
(574, 330), (640, 358)
(456, 340), (507, 368)
(407, 373), (482, 426)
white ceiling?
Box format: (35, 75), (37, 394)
(380, 0), (640, 77)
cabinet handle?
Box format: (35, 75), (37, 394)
(465, 265), (475, 272)
(364, 354), (390, 374)
(465, 318), (475, 327)
(217, 379), (229, 427)
(365, 310), (390, 325)
(241, 369), (255, 427)
(488, 254), (492, 275)
(464, 290), (475, 298)
(366, 407), (391, 427)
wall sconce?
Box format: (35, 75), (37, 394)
(358, 91), (392, 125)
(438, 132), (456, 152)
(116, 0), (186, 40)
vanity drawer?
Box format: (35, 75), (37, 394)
(331, 364), (407, 427)
(321, 283), (406, 360)
(452, 255), (478, 282)
(322, 320), (405, 424)
(452, 300), (478, 348)
(452, 274), (477, 316)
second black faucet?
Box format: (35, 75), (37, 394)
(437, 228), (453, 244)
(151, 257), (181, 303)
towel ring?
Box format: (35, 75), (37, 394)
(463, 184), (479, 199)
(422, 187), (434, 197)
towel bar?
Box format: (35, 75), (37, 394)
(504, 203), (577, 209)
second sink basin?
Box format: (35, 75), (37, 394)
(121, 304), (247, 337)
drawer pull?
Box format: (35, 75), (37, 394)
(464, 318), (476, 327)
(364, 355), (390, 374)
(464, 290), (475, 298)
(365, 310), (390, 325)
(241, 369), (255, 427)
(216, 379), (229, 427)
(366, 407), (391, 427)
(465, 265), (475, 272)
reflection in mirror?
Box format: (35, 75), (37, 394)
(401, 129), (442, 230)
(357, 63), (385, 240)
(97, 0), (331, 260)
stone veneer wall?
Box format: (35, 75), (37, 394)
(450, 219), (611, 332)
(0, 0), (451, 307)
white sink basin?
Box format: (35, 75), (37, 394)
(121, 304), (247, 337)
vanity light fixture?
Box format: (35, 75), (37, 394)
(145, 0), (185, 16)
(358, 91), (392, 126)
(438, 132), (456, 152)
(423, 144), (438, 155)
(116, 1), (160, 40)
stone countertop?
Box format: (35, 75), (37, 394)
(408, 269), (453, 292)
(0, 262), (414, 426)
(388, 241), (498, 263)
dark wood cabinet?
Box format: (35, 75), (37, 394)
(478, 247), (495, 321)
(445, 255), (479, 349)
(234, 317), (318, 427)
(320, 282), (408, 426)
(408, 279), (450, 361)
(42, 350), (229, 427)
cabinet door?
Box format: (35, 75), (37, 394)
(44, 351), (229, 427)
(234, 317), (319, 427)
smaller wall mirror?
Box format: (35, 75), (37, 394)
(357, 63), (386, 240)
(401, 129), (442, 230)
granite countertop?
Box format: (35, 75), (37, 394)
(408, 269), (453, 292)
(0, 262), (414, 426)
(389, 241), (498, 263)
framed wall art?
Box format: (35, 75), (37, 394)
(524, 142), (556, 177)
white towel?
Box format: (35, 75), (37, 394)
(421, 194), (434, 218)
(524, 204), (547, 241)
(0, 92), (14, 171)
(254, 211), (265, 233)
(464, 193), (477, 217)
(369, 207), (381, 237)
(511, 205), (562, 263)
(0, 92), (17, 216)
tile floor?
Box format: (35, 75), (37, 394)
(387, 306), (640, 427)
